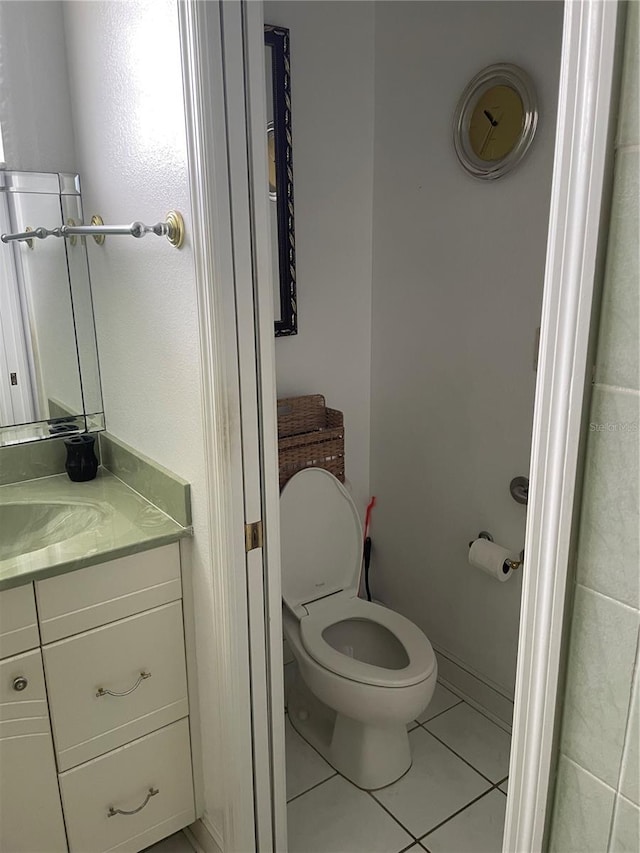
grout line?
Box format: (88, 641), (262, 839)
(447, 695), (513, 733)
(417, 698), (464, 726)
(494, 775), (509, 796)
(575, 583), (640, 614)
(606, 628), (640, 852)
(285, 771), (338, 805)
(416, 725), (500, 787)
(367, 789), (419, 841)
(396, 841), (420, 853)
(285, 710), (342, 778)
(592, 382), (640, 398)
(418, 787), (498, 843)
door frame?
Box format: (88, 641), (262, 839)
(178, 1), (286, 851)
(178, 0), (621, 851)
(504, 1), (620, 850)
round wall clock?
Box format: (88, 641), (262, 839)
(453, 64), (538, 180)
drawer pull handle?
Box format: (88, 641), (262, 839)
(107, 787), (159, 818)
(12, 677), (28, 692)
(96, 671), (151, 698)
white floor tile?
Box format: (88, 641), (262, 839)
(287, 775), (412, 853)
(372, 728), (490, 837)
(408, 719), (420, 731)
(499, 778), (508, 794)
(421, 789), (507, 853)
(417, 683), (462, 724)
(424, 703), (511, 782)
(286, 716), (335, 801)
(143, 832), (194, 853)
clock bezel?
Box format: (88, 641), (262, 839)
(453, 63), (538, 180)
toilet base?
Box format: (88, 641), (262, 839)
(287, 666), (412, 791)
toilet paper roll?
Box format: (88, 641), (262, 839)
(468, 538), (515, 582)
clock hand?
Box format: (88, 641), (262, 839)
(484, 109), (499, 127)
(479, 123), (495, 156)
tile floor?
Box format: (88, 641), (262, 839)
(144, 832), (194, 853)
(286, 676), (511, 853)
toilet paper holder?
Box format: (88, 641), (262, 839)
(468, 531), (524, 570)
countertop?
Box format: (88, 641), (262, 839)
(0, 469), (192, 591)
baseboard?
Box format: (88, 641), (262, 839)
(184, 817), (224, 853)
(433, 647), (514, 732)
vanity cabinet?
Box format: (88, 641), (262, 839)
(0, 543), (195, 853)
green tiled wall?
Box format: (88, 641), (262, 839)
(549, 5), (640, 851)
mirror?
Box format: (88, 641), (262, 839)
(265, 25), (298, 337)
(0, 170), (104, 446)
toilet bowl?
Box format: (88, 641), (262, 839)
(280, 468), (437, 790)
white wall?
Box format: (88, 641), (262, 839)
(0, 1), (76, 172)
(264, 0), (375, 516)
(369, 1), (564, 697)
(62, 0), (222, 832)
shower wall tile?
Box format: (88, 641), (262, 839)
(559, 586), (639, 787)
(610, 795), (640, 852)
(617, 0), (639, 148)
(576, 387), (640, 608)
(594, 150), (640, 391)
(620, 669), (639, 805)
(550, 9), (639, 850)
(548, 756), (615, 853)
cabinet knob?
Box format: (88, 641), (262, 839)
(12, 677), (28, 691)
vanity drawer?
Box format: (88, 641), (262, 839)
(44, 600), (188, 770)
(0, 583), (39, 659)
(59, 718), (195, 853)
(36, 542), (182, 642)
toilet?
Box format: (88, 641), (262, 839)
(280, 467), (437, 790)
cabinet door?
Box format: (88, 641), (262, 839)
(0, 649), (67, 853)
(0, 583), (39, 659)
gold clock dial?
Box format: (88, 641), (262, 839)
(468, 85), (524, 162)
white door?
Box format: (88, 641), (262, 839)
(179, 1), (286, 850)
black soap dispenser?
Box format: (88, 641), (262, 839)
(64, 434), (98, 482)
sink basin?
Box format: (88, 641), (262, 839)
(0, 502), (108, 561)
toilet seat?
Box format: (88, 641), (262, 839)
(300, 596), (436, 688)
(280, 467), (435, 689)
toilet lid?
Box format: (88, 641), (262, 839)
(280, 469), (363, 615)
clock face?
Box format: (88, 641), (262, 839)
(453, 64), (537, 180)
(468, 85), (525, 162)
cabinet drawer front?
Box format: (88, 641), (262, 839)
(59, 718), (195, 853)
(44, 601), (188, 770)
(0, 649), (48, 736)
(36, 543), (182, 643)
(0, 584), (39, 659)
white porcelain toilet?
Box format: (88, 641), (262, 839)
(280, 467), (437, 790)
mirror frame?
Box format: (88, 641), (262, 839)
(265, 24), (298, 337)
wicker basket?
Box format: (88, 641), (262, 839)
(277, 394), (345, 489)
